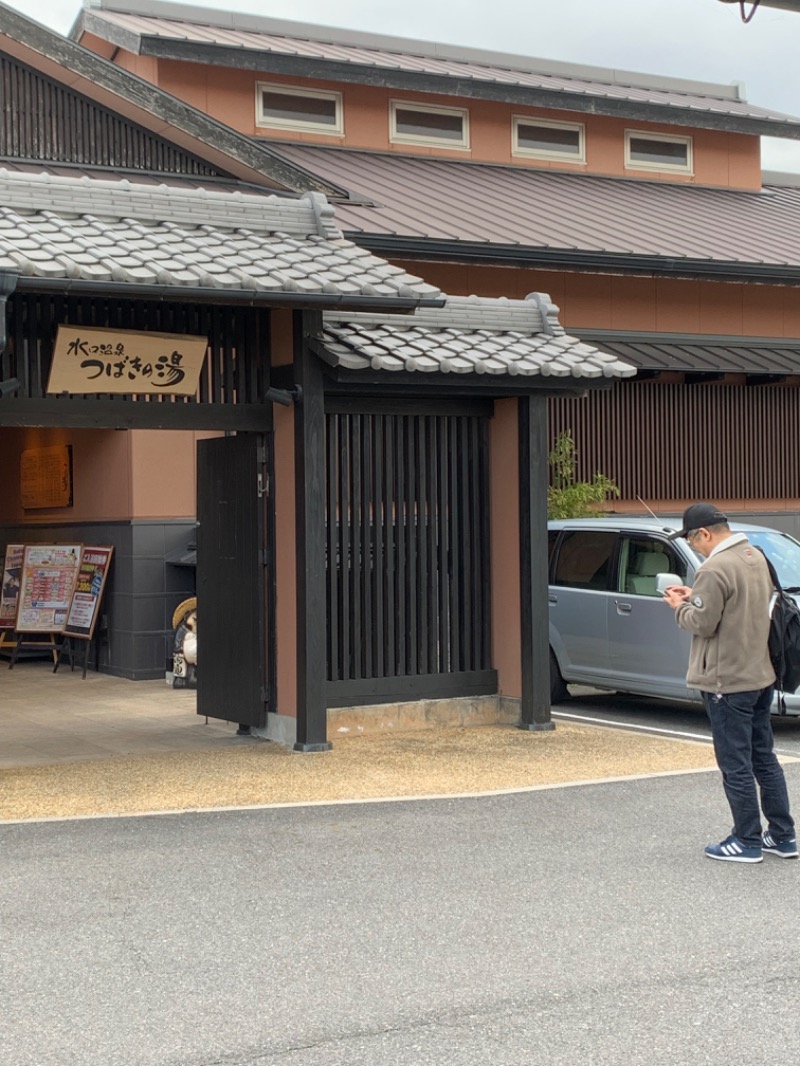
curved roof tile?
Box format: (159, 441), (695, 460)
(321, 294), (637, 379)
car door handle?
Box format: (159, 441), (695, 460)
(548, 594), (557, 604)
(615, 601), (632, 614)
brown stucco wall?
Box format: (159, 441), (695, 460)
(0, 427), (222, 526)
(0, 427), (131, 524)
(389, 263), (800, 338)
(136, 59), (761, 189)
(489, 398), (522, 699)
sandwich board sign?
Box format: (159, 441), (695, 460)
(62, 547), (113, 640)
(15, 544), (82, 632)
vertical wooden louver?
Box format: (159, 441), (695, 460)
(0, 55), (220, 175)
(4, 293), (270, 406)
(549, 381), (800, 500)
(325, 409), (493, 692)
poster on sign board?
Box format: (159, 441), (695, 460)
(62, 547), (114, 640)
(0, 544), (24, 629)
(15, 544), (82, 632)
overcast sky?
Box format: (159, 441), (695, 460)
(4, 0), (800, 171)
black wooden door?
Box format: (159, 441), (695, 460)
(196, 434), (270, 728)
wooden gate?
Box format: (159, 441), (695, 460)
(325, 402), (495, 705)
(196, 434), (272, 728)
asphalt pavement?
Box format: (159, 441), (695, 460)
(2, 764), (799, 1066)
(556, 690), (800, 758)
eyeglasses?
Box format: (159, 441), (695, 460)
(686, 529), (701, 544)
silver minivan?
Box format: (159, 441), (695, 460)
(548, 516), (800, 715)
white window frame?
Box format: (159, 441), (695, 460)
(256, 82), (343, 136)
(624, 129), (693, 174)
(512, 116), (585, 163)
(389, 100), (470, 149)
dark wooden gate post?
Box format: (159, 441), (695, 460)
(518, 394), (555, 731)
(0, 272), (18, 358)
(293, 310), (332, 751)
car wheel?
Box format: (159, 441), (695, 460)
(550, 650), (569, 704)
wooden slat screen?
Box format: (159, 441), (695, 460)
(326, 411), (491, 683)
(0, 55), (220, 175)
(4, 293), (270, 406)
(550, 381), (800, 500)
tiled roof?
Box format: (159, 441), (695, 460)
(277, 145), (800, 272)
(576, 332), (800, 376)
(320, 295), (636, 378)
(78, 1), (800, 134)
(0, 170), (440, 299)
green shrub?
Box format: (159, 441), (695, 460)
(547, 430), (619, 519)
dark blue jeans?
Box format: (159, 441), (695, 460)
(702, 686), (795, 848)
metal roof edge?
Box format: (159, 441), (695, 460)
(763, 170), (800, 188)
(571, 329), (800, 347)
(350, 235), (800, 285)
(86, 0), (745, 102)
(11, 274), (443, 311)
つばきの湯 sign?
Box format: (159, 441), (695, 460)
(47, 325), (208, 396)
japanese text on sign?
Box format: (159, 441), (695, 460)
(16, 544), (82, 632)
(47, 325), (208, 397)
(65, 337), (188, 387)
(64, 547), (113, 640)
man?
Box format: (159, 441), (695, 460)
(663, 502), (796, 863)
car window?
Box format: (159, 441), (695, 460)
(620, 536), (688, 597)
(552, 531), (616, 590)
(745, 530), (800, 590)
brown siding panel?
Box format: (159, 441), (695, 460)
(549, 382), (800, 500)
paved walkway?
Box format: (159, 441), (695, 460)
(0, 661), (733, 823)
(1, 660), (237, 769)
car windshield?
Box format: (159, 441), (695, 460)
(744, 530), (800, 591)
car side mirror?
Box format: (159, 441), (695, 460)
(655, 573), (683, 596)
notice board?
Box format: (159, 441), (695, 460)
(0, 544), (24, 629)
(63, 546), (113, 640)
(20, 445), (73, 510)
(15, 544), (82, 632)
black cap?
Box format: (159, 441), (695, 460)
(668, 502), (728, 540)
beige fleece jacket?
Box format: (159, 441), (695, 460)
(674, 535), (775, 694)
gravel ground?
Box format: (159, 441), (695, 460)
(0, 722), (720, 822)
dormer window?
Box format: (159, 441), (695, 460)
(512, 117), (585, 163)
(625, 130), (692, 173)
(256, 83), (343, 135)
(389, 101), (469, 148)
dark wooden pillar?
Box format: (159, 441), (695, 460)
(518, 394), (555, 731)
(293, 310), (332, 751)
(0, 271), (18, 360)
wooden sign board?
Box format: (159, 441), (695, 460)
(62, 546), (113, 640)
(15, 544), (82, 632)
(0, 544), (24, 629)
(20, 445), (73, 510)
(47, 325), (208, 397)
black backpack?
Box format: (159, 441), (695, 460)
(758, 549), (800, 712)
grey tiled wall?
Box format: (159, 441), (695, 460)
(0, 520), (196, 680)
